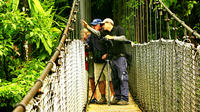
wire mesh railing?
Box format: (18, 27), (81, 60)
(128, 39), (200, 112)
(26, 40), (87, 112)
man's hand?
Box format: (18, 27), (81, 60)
(102, 54), (108, 60)
(131, 41), (135, 47)
(105, 35), (114, 40)
(81, 19), (89, 28)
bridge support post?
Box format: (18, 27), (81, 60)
(80, 0), (91, 23)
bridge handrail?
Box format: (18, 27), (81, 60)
(13, 0), (78, 112)
(158, 0), (200, 38)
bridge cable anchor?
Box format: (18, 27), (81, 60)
(69, 27), (74, 31)
(62, 33), (68, 37)
(75, 3), (79, 6)
(72, 18), (76, 23)
(35, 79), (43, 87)
(56, 47), (61, 52)
(14, 103), (26, 112)
(48, 60), (54, 65)
(73, 11), (78, 14)
(59, 41), (65, 47)
(192, 30), (197, 35)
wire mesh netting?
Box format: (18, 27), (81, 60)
(26, 40), (87, 112)
(128, 39), (200, 112)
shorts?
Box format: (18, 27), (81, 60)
(94, 62), (112, 82)
(88, 59), (94, 78)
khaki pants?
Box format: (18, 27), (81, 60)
(88, 52), (94, 78)
(94, 62), (112, 82)
(88, 59), (94, 78)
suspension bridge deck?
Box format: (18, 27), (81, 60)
(87, 83), (141, 112)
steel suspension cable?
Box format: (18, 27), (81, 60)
(158, 0), (200, 39)
(159, 4), (162, 39)
(150, 1), (152, 40)
(146, 0), (149, 42)
(154, 1), (158, 40)
(140, 0), (142, 43)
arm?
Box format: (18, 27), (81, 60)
(105, 35), (135, 47)
(105, 26), (127, 41)
(112, 35), (127, 41)
(81, 20), (101, 37)
(87, 27), (101, 37)
(105, 35), (127, 41)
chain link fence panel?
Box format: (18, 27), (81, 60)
(26, 40), (87, 112)
(128, 39), (200, 112)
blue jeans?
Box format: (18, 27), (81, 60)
(111, 56), (129, 101)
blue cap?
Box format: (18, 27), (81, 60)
(90, 19), (102, 26)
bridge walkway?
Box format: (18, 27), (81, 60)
(87, 82), (141, 112)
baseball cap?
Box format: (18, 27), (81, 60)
(100, 18), (114, 25)
(90, 19), (102, 26)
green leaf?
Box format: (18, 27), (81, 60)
(12, 0), (20, 11)
(12, 24), (16, 30)
(7, 0), (20, 11)
(32, 0), (45, 13)
(40, 34), (52, 54)
(0, 51), (2, 56)
(36, 38), (40, 48)
(55, 15), (68, 23)
(30, 32), (34, 37)
(50, 27), (62, 34)
(28, 0), (45, 15)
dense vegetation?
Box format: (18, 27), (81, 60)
(0, 0), (71, 111)
(0, 0), (200, 111)
(111, 0), (200, 40)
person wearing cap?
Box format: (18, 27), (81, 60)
(87, 19), (115, 104)
(82, 18), (133, 105)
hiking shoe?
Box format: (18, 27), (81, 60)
(117, 100), (129, 105)
(110, 96), (119, 105)
(97, 97), (107, 104)
(90, 98), (98, 104)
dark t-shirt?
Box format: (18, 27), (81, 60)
(100, 26), (127, 56)
(88, 33), (106, 63)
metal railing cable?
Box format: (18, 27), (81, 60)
(128, 39), (200, 112)
(13, 0), (88, 112)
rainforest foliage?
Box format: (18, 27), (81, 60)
(0, 0), (71, 111)
(111, 0), (200, 40)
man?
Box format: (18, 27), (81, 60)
(87, 19), (115, 104)
(81, 28), (97, 103)
(82, 18), (133, 105)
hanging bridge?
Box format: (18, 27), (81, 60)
(13, 0), (200, 112)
